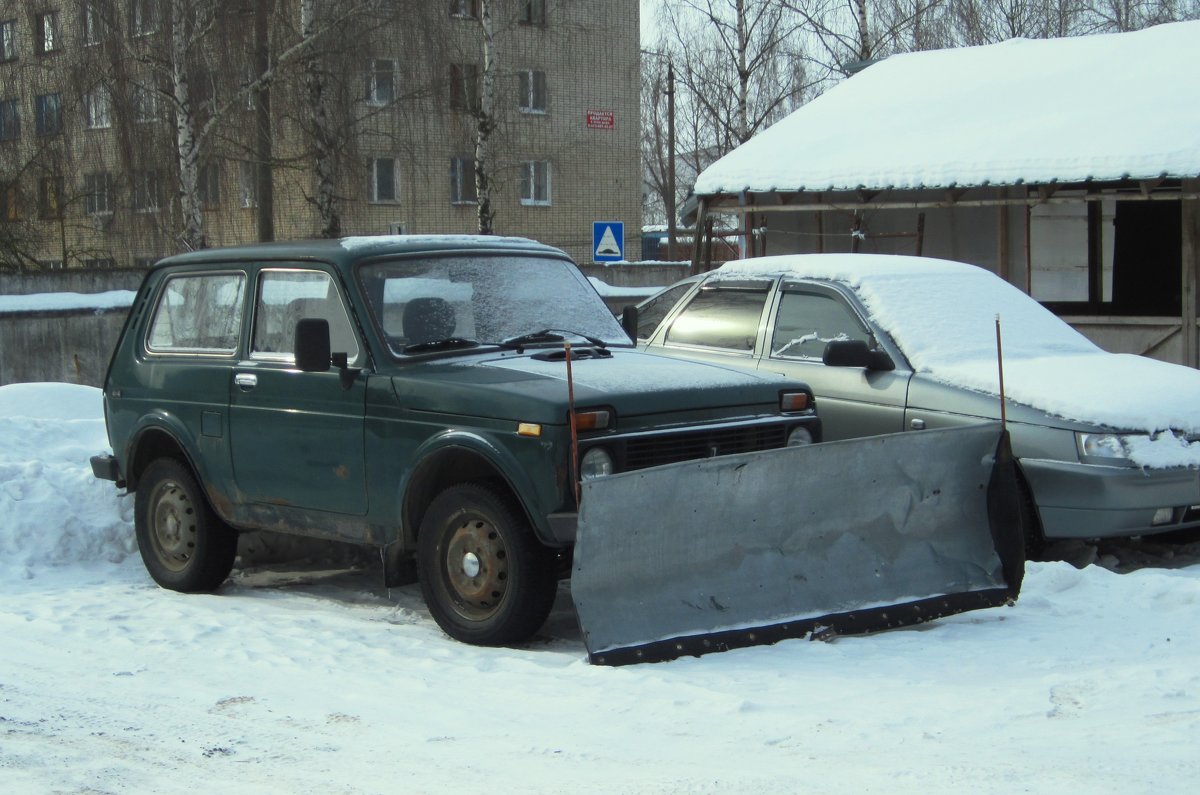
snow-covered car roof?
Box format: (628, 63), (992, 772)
(694, 21), (1200, 195)
(713, 254), (1200, 447)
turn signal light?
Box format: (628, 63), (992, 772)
(780, 392), (810, 412)
(573, 409), (612, 431)
(517, 423), (542, 437)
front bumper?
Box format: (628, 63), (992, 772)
(90, 454), (123, 486)
(1021, 458), (1200, 540)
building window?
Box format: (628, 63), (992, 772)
(84, 172), (114, 215)
(82, 2), (112, 46)
(519, 160), (551, 205)
(0, 98), (19, 140)
(131, 170), (162, 212)
(1, 182), (22, 221)
(39, 176), (64, 219)
(371, 158), (398, 203)
(519, 0), (546, 25)
(131, 0), (158, 37)
(133, 84), (159, 123)
(35, 12), (60, 55)
(83, 258), (116, 269)
(198, 162), (220, 208)
(450, 63), (479, 112)
(83, 87), (112, 129)
(450, 156), (477, 204)
(518, 69), (547, 113)
(449, 0), (480, 18)
(366, 59), (396, 105)
(238, 161), (257, 208)
(0, 20), (16, 62)
(35, 94), (62, 137)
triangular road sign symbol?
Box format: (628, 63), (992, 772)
(595, 225), (621, 257)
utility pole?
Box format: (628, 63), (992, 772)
(667, 60), (677, 261)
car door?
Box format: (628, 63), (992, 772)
(757, 282), (912, 441)
(228, 266), (368, 515)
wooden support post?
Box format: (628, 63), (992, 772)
(1183, 179), (1200, 368)
(997, 197), (1010, 282)
(689, 198), (707, 276)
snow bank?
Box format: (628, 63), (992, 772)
(0, 383), (135, 576)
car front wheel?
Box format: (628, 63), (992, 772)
(135, 458), (237, 593)
(417, 483), (557, 646)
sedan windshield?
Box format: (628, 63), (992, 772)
(358, 254), (628, 356)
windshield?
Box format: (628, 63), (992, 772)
(358, 254), (628, 356)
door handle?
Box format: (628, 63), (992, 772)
(234, 373), (258, 389)
(910, 418), (926, 430)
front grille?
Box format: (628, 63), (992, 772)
(623, 423), (788, 471)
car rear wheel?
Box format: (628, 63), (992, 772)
(417, 483), (556, 646)
(135, 458), (237, 592)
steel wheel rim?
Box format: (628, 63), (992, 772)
(443, 517), (508, 620)
(149, 479), (196, 572)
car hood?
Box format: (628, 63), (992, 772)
(390, 348), (794, 425)
(919, 351), (1200, 436)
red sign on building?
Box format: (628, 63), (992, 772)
(586, 110), (614, 130)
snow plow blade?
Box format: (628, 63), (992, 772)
(571, 423), (1024, 665)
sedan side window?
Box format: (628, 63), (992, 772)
(252, 270), (360, 362)
(635, 282), (693, 340)
(771, 290), (872, 360)
(665, 285), (770, 352)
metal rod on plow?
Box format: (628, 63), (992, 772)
(995, 315), (1007, 428)
(565, 341), (581, 507)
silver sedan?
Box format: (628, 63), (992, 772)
(631, 254), (1200, 555)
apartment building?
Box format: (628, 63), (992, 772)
(0, 0), (641, 269)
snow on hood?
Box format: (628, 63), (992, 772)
(483, 348), (777, 393)
(717, 255), (1200, 451)
(695, 22), (1200, 195)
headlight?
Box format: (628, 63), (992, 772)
(787, 426), (814, 447)
(579, 447), (614, 480)
(1076, 432), (1147, 465)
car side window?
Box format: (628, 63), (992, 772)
(771, 289), (872, 361)
(251, 270), (360, 362)
(146, 272), (245, 355)
(636, 282), (693, 340)
(665, 284), (770, 352)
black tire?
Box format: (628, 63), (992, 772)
(134, 458), (237, 593)
(417, 483), (557, 646)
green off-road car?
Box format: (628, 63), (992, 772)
(92, 236), (819, 645)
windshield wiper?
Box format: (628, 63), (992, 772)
(499, 329), (608, 351)
(402, 337), (482, 354)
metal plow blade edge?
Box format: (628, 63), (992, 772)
(571, 423), (1024, 666)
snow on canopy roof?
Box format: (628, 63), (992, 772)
(694, 21), (1200, 196)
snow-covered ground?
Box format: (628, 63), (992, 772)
(2, 383), (1198, 794)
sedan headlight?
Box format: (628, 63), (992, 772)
(1076, 432), (1148, 465)
(579, 447), (614, 480)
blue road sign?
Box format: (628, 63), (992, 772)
(592, 222), (625, 263)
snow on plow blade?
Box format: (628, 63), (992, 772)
(571, 423), (1024, 665)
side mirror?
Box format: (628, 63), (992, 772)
(620, 304), (639, 343)
(295, 318), (332, 372)
(823, 339), (895, 371)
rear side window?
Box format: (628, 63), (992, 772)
(635, 281), (693, 340)
(771, 289), (872, 360)
(251, 269), (360, 362)
(665, 284), (770, 351)
(146, 272), (245, 355)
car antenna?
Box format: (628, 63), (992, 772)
(995, 314), (1007, 428)
(564, 341), (582, 507)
